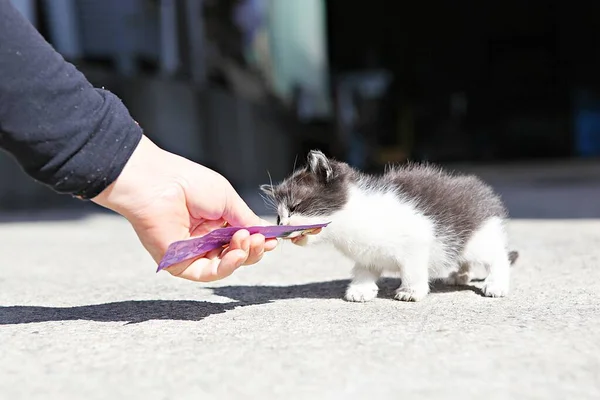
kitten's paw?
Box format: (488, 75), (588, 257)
(291, 234), (309, 246)
(394, 285), (429, 302)
(482, 278), (509, 298)
(345, 284), (378, 302)
(444, 271), (470, 286)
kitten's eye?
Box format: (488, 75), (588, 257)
(289, 203), (300, 213)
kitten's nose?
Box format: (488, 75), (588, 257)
(276, 216), (281, 225)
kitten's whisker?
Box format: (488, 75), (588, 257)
(267, 170), (275, 193)
(259, 193), (277, 211)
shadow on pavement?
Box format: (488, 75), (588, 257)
(0, 300), (251, 325)
(0, 279), (482, 325)
(212, 278), (484, 304)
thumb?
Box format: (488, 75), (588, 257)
(223, 190), (267, 227)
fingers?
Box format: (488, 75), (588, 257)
(204, 229), (251, 279)
(164, 230), (274, 282)
(244, 233), (265, 265)
(167, 251), (244, 282)
(264, 238), (278, 252)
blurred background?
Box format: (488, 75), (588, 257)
(2, 0), (600, 218)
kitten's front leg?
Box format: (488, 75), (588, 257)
(345, 263), (381, 302)
(395, 249), (431, 302)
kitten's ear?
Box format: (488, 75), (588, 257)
(259, 184), (274, 197)
(307, 150), (333, 182)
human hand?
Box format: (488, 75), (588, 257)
(92, 135), (277, 281)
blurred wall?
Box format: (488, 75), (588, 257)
(0, 0), (299, 211)
(267, 0), (331, 120)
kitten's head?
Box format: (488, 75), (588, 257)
(260, 150), (352, 225)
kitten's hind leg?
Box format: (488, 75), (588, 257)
(345, 263), (381, 302)
(462, 217), (511, 298)
(444, 261), (472, 286)
(481, 251), (510, 297)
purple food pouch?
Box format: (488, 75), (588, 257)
(156, 222), (330, 272)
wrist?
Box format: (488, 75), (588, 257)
(91, 134), (163, 217)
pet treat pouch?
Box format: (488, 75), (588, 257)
(157, 222), (330, 271)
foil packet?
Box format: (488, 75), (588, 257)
(157, 222), (330, 272)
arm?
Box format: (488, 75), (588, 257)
(0, 0), (277, 281)
(0, 0), (142, 199)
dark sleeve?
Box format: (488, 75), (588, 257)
(0, 0), (143, 199)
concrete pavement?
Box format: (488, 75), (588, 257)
(1, 161), (600, 399)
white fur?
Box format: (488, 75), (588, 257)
(456, 216), (511, 297)
(284, 184), (511, 302)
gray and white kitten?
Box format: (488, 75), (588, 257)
(260, 150), (518, 302)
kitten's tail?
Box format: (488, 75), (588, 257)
(508, 250), (519, 266)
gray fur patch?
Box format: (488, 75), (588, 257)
(360, 162), (508, 250)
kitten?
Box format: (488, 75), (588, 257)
(260, 150), (518, 302)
